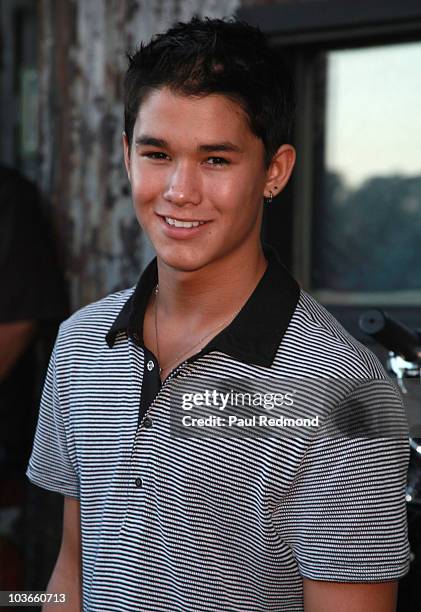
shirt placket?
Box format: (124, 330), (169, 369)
(127, 344), (188, 497)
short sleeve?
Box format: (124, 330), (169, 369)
(275, 378), (411, 582)
(26, 333), (80, 498)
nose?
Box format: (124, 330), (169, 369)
(163, 161), (201, 206)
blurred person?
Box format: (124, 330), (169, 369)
(28, 18), (409, 611)
(0, 164), (67, 592)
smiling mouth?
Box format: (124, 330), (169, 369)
(163, 216), (208, 228)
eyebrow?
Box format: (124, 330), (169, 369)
(135, 135), (242, 153)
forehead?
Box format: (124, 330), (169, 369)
(133, 87), (257, 145)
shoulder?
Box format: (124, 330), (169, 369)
(283, 288), (390, 380)
(57, 286), (134, 350)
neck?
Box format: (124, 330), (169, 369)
(155, 244), (267, 326)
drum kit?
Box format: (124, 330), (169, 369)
(359, 309), (421, 610)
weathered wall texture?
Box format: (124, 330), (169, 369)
(38, 0), (239, 310)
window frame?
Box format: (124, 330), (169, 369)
(238, 0), (421, 340)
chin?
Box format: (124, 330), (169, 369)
(156, 246), (212, 273)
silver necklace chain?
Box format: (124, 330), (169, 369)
(153, 284), (242, 375)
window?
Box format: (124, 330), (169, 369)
(239, 0), (421, 334)
(312, 42), (421, 306)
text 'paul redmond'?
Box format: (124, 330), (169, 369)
(182, 414), (320, 428)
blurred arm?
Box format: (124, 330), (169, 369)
(0, 320), (36, 381)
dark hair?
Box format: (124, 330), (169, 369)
(124, 17), (295, 168)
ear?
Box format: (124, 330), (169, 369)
(263, 144), (296, 200)
(122, 132), (131, 182)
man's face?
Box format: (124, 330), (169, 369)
(124, 87), (271, 273)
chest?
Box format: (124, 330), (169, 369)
(63, 345), (327, 516)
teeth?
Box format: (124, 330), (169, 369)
(165, 217), (205, 228)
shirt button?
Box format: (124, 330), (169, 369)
(143, 417), (153, 428)
(147, 360), (154, 371)
(135, 477), (142, 488)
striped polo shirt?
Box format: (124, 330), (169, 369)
(27, 246), (410, 611)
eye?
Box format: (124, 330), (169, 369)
(205, 156), (229, 166)
(142, 151), (170, 161)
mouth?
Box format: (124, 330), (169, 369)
(163, 216), (207, 228)
(156, 214), (211, 239)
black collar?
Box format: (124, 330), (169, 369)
(105, 244), (300, 368)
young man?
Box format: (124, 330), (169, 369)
(27, 18), (409, 611)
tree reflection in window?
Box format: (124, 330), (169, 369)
(313, 172), (421, 291)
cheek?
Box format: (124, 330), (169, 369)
(205, 168), (255, 208)
(130, 168), (162, 208)
(210, 170), (262, 217)
(206, 179), (232, 206)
